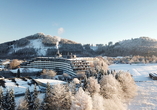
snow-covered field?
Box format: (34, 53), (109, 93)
(109, 64), (157, 110)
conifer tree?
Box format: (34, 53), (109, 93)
(3, 90), (9, 110)
(0, 88), (3, 110)
(31, 84), (40, 110)
(8, 89), (15, 110)
(17, 100), (28, 110)
(41, 82), (52, 110)
(17, 88), (32, 110)
(24, 88), (31, 110)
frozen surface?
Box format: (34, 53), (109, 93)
(109, 64), (157, 110)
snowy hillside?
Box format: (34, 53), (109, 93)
(10, 39), (57, 56)
(0, 32), (85, 58)
(117, 37), (157, 49)
(6, 33), (79, 56)
(0, 77), (40, 95)
(109, 64), (157, 110)
(96, 37), (157, 57)
(1, 34), (157, 58)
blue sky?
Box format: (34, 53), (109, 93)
(0, 0), (157, 45)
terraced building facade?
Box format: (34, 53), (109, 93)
(20, 57), (91, 76)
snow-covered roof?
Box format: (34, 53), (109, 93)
(0, 60), (10, 65)
(35, 79), (67, 85)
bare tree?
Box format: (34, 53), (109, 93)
(17, 100), (29, 110)
(50, 84), (72, 110)
(103, 98), (126, 110)
(41, 69), (56, 79)
(69, 78), (80, 95)
(99, 75), (123, 100)
(9, 59), (21, 69)
(85, 77), (100, 96)
(116, 71), (137, 102)
(70, 87), (92, 110)
(92, 93), (105, 110)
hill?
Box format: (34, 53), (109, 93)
(1, 34), (157, 58)
(97, 37), (157, 57)
(0, 33), (93, 59)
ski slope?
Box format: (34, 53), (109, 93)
(11, 39), (57, 56)
(109, 64), (157, 110)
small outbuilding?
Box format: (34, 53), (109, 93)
(149, 73), (157, 80)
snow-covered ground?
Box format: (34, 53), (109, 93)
(109, 64), (157, 110)
(109, 64), (157, 81)
(14, 64), (157, 109)
(1, 78), (40, 95)
(15, 79), (66, 108)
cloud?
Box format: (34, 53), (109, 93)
(58, 27), (65, 35)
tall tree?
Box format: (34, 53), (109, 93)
(8, 89), (15, 110)
(41, 83), (52, 110)
(24, 88), (31, 110)
(0, 88), (3, 110)
(9, 59), (21, 69)
(3, 90), (9, 110)
(31, 85), (40, 110)
(51, 84), (72, 110)
(17, 69), (21, 78)
(17, 88), (32, 110)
